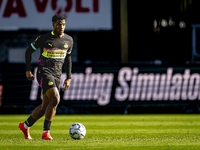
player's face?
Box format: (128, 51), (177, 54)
(53, 20), (66, 36)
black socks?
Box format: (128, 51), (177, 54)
(25, 116), (37, 127)
(24, 116), (51, 131)
(44, 120), (51, 131)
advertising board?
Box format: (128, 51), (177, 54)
(28, 66), (200, 106)
(0, 0), (112, 30)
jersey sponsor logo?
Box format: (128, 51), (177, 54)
(42, 48), (67, 58)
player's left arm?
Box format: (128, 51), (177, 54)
(63, 38), (73, 91)
(62, 54), (72, 91)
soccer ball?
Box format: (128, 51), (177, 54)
(69, 123), (86, 140)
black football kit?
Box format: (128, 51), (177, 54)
(25, 31), (73, 94)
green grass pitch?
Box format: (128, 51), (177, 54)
(0, 114), (200, 150)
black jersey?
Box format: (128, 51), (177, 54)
(29, 31), (73, 79)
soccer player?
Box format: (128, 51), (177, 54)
(19, 14), (73, 140)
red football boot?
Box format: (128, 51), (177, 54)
(19, 122), (32, 140)
(42, 131), (53, 140)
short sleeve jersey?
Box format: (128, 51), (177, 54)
(31, 31), (73, 78)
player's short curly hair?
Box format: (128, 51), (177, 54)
(52, 14), (66, 22)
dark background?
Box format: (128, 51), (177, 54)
(1, 0), (200, 64)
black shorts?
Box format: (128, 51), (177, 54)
(37, 68), (60, 94)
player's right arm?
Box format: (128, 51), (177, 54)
(25, 36), (41, 80)
(25, 45), (36, 80)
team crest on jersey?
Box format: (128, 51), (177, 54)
(64, 43), (68, 48)
(48, 81), (53, 86)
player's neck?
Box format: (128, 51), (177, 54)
(52, 31), (64, 38)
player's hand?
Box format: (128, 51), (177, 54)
(26, 71), (34, 80)
(62, 79), (71, 91)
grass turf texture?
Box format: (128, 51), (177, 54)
(0, 115), (200, 150)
